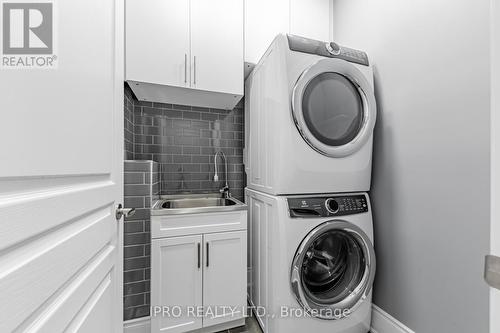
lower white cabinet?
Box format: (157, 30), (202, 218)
(151, 235), (203, 333)
(151, 230), (247, 333)
(203, 231), (247, 327)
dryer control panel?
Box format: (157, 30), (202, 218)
(287, 34), (369, 66)
(287, 194), (369, 218)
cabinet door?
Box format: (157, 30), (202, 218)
(151, 236), (203, 333)
(126, 0), (190, 87)
(190, 0), (244, 95)
(203, 231), (247, 327)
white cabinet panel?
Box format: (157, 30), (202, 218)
(126, 0), (243, 109)
(151, 236), (203, 333)
(244, 0), (289, 64)
(191, 0), (244, 95)
(150, 212), (247, 333)
(126, 0), (190, 87)
(152, 210), (247, 239)
(203, 231), (247, 327)
(290, 0), (332, 41)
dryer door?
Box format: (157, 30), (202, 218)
(290, 220), (376, 320)
(292, 58), (376, 157)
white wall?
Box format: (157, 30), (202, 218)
(244, 0), (332, 64)
(333, 0), (491, 332)
(290, 0), (332, 41)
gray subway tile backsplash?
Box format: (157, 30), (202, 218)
(123, 159), (159, 321)
(124, 281), (149, 297)
(122, 84), (246, 321)
(124, 221), (144, 234)
(124, 196), (145, 209)
(124, 294), (145, 308)
(124, 86), (135, 160)
(124, 245), (145, 258)
(124, 269), (144, 284)
(125, 83), (245, 201)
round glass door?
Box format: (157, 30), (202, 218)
(290, 221), (375, 320)
(292, 58), (377, 157)
(302, 73), (364, 146)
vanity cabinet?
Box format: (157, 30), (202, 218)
(151, 210), (247, 333)
(125, 0), (244, 109)
(202, 231), (247, 327)
(151, 235), (203, 333)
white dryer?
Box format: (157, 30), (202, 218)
(244, 34), (377, 195)
(246, 188), (376, 333)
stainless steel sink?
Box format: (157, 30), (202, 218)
(151, 193), (246, 216)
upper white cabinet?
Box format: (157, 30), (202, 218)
(126, 0), (190, 88)
(191, 0), (244, 95)
(244, 0), (333, 64)
(125, 0), (244, 110)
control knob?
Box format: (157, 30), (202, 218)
(326, 42), (341, 56)
(325, 198), (339, 214)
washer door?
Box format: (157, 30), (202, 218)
(290, 220), (376, 320)
(292, 58), (376, 157)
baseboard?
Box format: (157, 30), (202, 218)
(124, 316), (150, 333)
(123, 316), (244, 333)
(371, 305), (415, 333)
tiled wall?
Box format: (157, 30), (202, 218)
(122, 85), (246, 321)
(124, 85), (135, 160)
(126, 85), (245, 201)
(123, 160), (159, 321)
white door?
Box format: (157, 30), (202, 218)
(0, 0), (123, 332)
(203, 231), (247, 327)
(190, 0), (244, 95)
(151, 236), (203, 333)
(490, 0), (500, 331)
(125, 0), (190, 87)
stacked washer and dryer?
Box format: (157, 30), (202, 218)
(243, 34), (377, 333)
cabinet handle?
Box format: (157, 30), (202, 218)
(206, 242), (209, 267)
(184, 54), (187, 84)
(197, 242), (201, 269)
(193, 56), (197, 85)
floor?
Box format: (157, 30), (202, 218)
(216, 316), (262, 333)
(216, 316), (372, 333)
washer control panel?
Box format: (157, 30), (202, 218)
(287, 194), (368, 218)
(287, 34), (369, 66)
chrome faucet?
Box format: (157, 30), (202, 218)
(213, 151), (230, 198)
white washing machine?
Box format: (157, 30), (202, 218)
(246, 188), (376, 333)
(244, 34), (377, 195)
